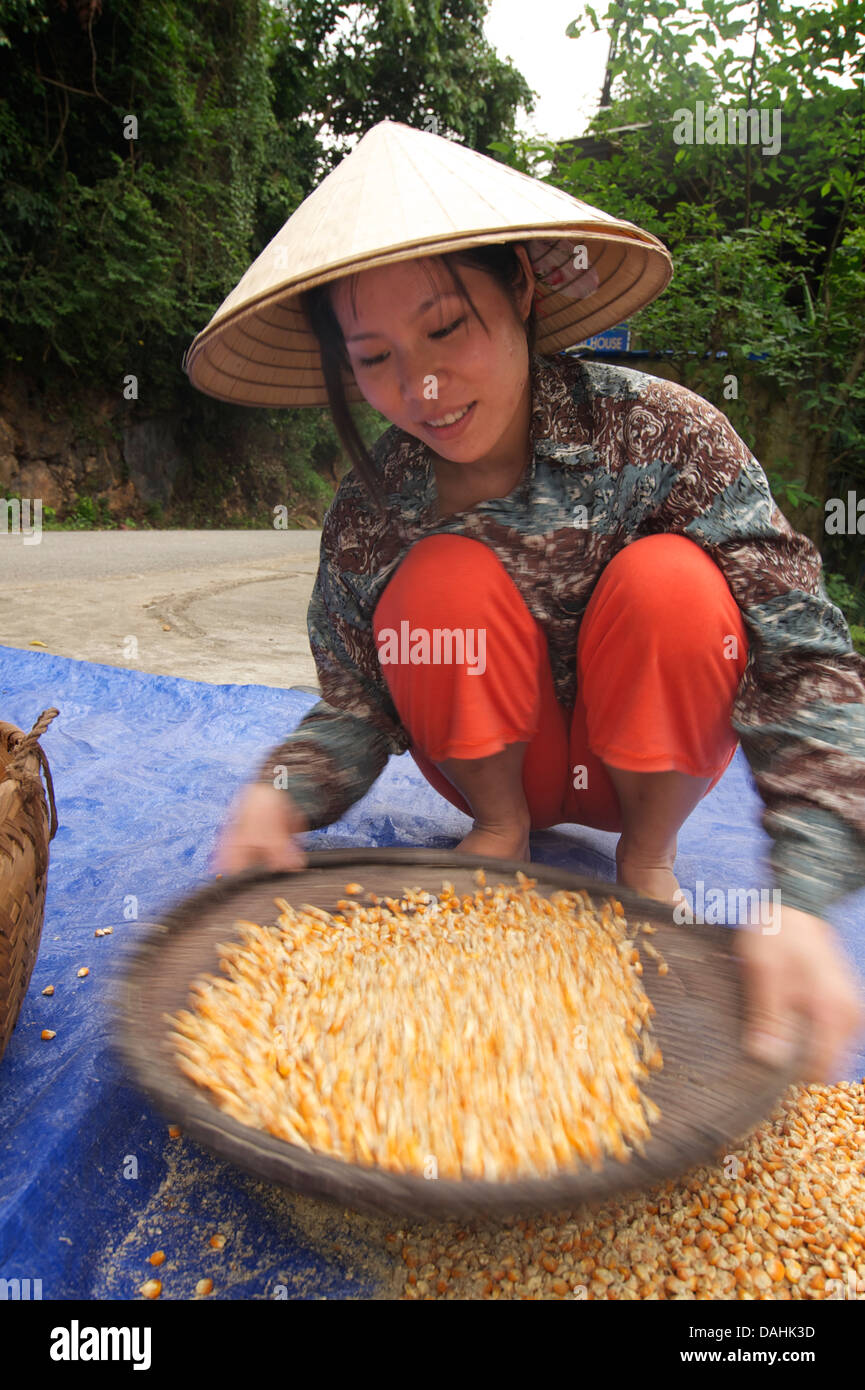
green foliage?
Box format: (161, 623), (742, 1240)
(525, 0), (865, 578)
(824, 571), (865, 653)
(9, 491), (120, 529)
(50, 493), (117, 529)
(0, 0), (533, 524)
(824, 570), (865, 619)
(0, 0), (276, 399)
(765, 465), (821, 512)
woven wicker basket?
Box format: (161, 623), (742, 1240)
(0, 708), (59, 1064)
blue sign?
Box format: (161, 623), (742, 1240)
(575, 323), (631, 352)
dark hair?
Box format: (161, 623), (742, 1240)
(301, 243), (538, 514)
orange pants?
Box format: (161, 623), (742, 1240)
(372, 534), (749, 832)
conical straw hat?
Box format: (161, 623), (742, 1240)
(183, 119), (673, 408)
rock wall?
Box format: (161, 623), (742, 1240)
(0, 371), (144, 518)
(0, 368), (333, 526)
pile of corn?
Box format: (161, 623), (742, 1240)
(390, 1081), (865, 1299)
(167, 870), (664, 1181)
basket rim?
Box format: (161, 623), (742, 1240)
(113, 848), (807, 1219)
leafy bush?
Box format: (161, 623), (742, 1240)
(824, 571), (865, 654)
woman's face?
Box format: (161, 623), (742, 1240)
(330, 248), (536, 471)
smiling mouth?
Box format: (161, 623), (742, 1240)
(425, 402), (476, 428)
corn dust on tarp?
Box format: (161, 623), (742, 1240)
(166, 872), (663, 1182)
(391, 1081), (865, 1300)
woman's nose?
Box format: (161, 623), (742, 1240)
(388, 341), (435, 402)
(397, 358), (443, 415)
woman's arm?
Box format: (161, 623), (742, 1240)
(252, 471), (410, 830)
(617, 377), (865, 1075)
(627, 377), (865, 922)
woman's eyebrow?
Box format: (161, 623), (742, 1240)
(345, 290), (461, 342)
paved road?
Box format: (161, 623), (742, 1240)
(0, 530), (323, 689)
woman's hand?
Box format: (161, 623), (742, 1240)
(737, 903), (864, 1081)
(210, 782), (309, 876)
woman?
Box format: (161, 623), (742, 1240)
(185, 120), (864, 1081)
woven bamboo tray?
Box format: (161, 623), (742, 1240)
(0, 708), (60, 1064)
(116, 848), (808, 1219)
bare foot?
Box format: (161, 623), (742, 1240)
(456, 821), (531, 862)
(615, 836), (684, 909)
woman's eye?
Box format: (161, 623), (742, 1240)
(356, 317), (466, 368)
(430, 315), (466, 340)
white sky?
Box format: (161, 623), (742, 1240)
(482, 0), (855, 141)
(483, 0), (610, 140)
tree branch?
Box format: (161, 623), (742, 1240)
(45, 82), (70, 165)
(310, 94), (336, 138)
(87, 7), (104, 100)
(34, 72), (112, 105)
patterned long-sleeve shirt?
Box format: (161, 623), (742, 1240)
(255, 349), (865, 920)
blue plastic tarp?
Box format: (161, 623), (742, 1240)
(1, 646), (863, 1299)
